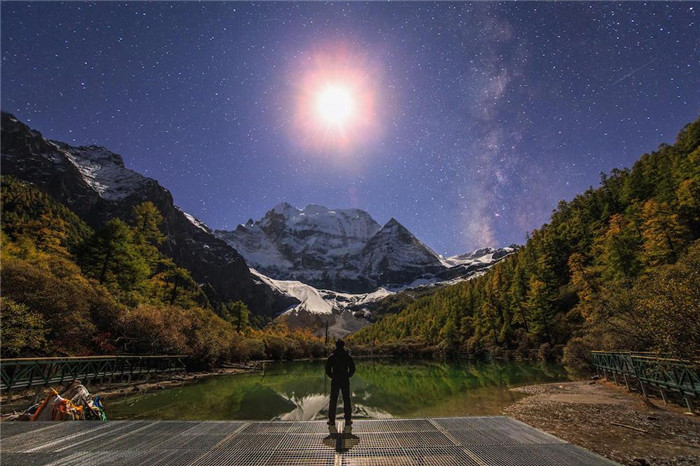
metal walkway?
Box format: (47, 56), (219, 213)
(0, 417), (617, 465)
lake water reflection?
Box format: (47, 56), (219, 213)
(107, 359), (569, 421)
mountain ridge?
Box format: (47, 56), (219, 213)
(216, 203), (513, 293)
(1, 112), (513, 326)
(0, 112), (296, 316)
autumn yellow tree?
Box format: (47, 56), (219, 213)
(640, 200), (689, 266)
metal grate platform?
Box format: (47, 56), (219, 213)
(0, 417), (618, 465)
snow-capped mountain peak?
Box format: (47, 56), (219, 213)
(441, 246), (516, 267)
(216, 204), (383, 291)
(216, 204), (513, 293)
(270, 201), (298, 218)
(259, 203), (380, 240)
(359, 217), (444, 286)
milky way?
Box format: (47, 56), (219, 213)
(2, 2), (698, 254)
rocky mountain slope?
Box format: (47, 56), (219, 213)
(0, 112), (295, 315)
(251, 244), (515, 338)
(216, 204), (514, 337)
(217, 203), (381, 292)
(216, 204), (513, 293)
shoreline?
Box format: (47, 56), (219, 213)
(0, 363), (264, 418)
(503, 380), (700, 466)
(4, 363), (698, 465)
(0, 357), (390, 418)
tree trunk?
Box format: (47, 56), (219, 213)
(99, 248), (112, 284)
(169, 279), (179, 305)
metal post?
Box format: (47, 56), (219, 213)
(659, 387), (667, 404)
(32, 386), (43, 405)
(638, 379), (648, 398)
(684, 395), (694, 413)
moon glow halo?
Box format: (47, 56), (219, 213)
(292, 49), (379, 154)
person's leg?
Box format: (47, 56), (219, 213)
(341, 383), (352, 424)
(328, 383), (340, 424)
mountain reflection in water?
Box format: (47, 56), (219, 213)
(107, 360), (569, 421)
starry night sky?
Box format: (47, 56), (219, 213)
(2, 2), (698, 255)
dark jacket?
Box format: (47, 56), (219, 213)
(325, 348), (355, 384)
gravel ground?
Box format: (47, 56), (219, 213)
(503, 380), (700, 466)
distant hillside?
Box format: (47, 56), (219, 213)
(350, 116), (700, 365)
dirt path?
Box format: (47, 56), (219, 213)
(503, 380), (700, 466)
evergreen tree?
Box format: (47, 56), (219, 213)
(640, 200), (688, 266)
(130, 201), (166, 269)
(599, 213), (642, 281)
(676, 179), (700, 237)
(221, 301), (250, 334)
(525, 277), (554, 344)
(0, 298), (48, 357)
(80, 218), (150, 293)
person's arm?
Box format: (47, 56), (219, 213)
(348, 355), (356, 378)
(325, 355), (334, 379)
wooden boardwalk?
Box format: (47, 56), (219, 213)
(0, 416), (617, 465)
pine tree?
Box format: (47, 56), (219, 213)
(600, 213), (642, 281)
(131, 202), (166, 269)
(676, 179), (700, 237)
(221, 301), (250, 334)
(165, 267), (196, 305)
(640, 200), (689, 266)
(80, 219), (150, 293)
(525, 277), (554, 344)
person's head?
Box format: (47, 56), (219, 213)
(335, 340), (345, 350)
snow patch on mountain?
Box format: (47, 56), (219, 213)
(175, 207), (210, 233)
(50, 142), (149, 201)
(252, 269), (335, 315)
(251, 268), (392, 316)
(440, 246), (515, 268)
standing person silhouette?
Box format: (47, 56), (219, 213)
(325, 340), (355, 429)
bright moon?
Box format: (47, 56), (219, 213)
(292, 47), (379, 153)
(316, 85), (354, 126)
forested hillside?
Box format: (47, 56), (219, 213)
(350, 117), (700, 366)
(0, 177), (327, 367)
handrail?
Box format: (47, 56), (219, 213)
(591, 350), (700, 413)
(590, 351), (699, 365)
(0, 355), (189, 392)
(0, 355), (189, 363)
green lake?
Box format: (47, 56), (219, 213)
(107, 359), (569, 421)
